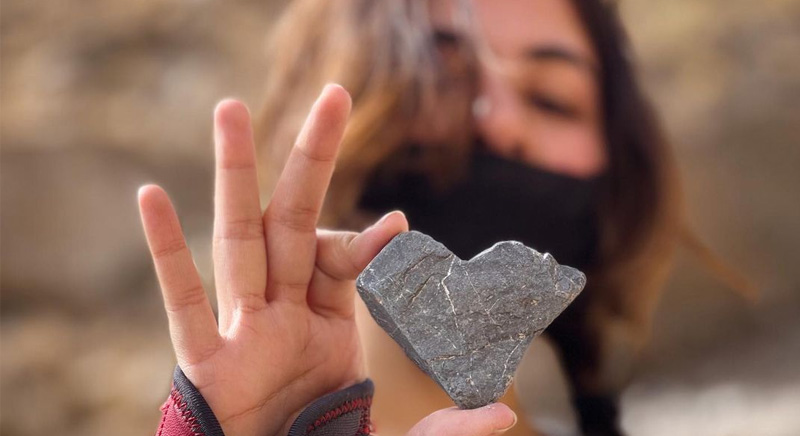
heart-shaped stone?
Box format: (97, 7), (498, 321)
(356, 231), (586, 409)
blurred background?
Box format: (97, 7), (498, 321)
(1, 0), (798, 435)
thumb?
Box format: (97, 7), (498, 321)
(315, 210), (408, 281)
(406, 403), (518, 436)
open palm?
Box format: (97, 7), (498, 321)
(139, 85), (408, 436)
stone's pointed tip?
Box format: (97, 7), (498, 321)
(557, 264), (588, 290)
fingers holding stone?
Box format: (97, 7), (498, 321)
(308, 211), (408, 315)
(138, 185), (222, 365)
(316, 211), (408, 281)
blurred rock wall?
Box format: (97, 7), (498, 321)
(1, 1), (284, 435)
(620, 2), (800, 434)
(2, 0), (799, 435)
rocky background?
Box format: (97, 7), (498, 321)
(1, 0), (799, 435)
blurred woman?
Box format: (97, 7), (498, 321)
(257, 0), (680, 434)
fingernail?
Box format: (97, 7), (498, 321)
(378, 210), (406, 226)
(322, 82), (342, 93)
(364, 213), (392, 233)
(317, 83), (339, 101)
(494, 411), (517, 433)
(377, 210), (394, 224)
(137, 184), (154, 200)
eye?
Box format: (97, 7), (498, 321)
(433, 29), (461, 49)
(525, 93), (579, 119)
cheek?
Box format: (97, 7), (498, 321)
(523, 120), (607, 178)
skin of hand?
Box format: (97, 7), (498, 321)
(138, 84), (517, 436)
(403, 404), (518, 436)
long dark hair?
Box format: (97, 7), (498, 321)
(542, 2), (682, 432)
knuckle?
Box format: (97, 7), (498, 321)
(316, 231), (359, 280)
(295, 141), (336, 164)
(164, 284), (208, 313)
(276, 281), (309, 294)
(269, 204), (318, 233)
(269, 281), (310, 302)
(234, 293), (268, 314)
(335, 233), (361, 277)
(216, 217), (264, 241)
(152, 239), (188, 259)
(218, 159), (255, 171)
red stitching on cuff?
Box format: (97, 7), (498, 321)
(170, 384), (206, 436)
(157, 405), (168, 436)
(305, 396), (373, 435)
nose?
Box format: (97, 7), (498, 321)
(474, 66), (528, 159)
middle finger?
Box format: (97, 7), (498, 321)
(212, 99), (268, 330)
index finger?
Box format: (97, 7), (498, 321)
(264, 84), (352, 303)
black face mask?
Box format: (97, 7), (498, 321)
(357, 148), (604, 272)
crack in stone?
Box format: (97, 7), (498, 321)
(405, 274), (436, 306)
(430, 340), (495, 362)
(486, 297), (502, 314)
(496, 341), (523, 393)
(405, 252), (450, 276)
(467, 353), (479, 396)
(438, 330), (459, 351)
(431, 354), (459, 361)
(440, 254), (458, 329)
(463, 266), (498, 326)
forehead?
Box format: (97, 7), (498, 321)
(470, 0), (597, 64)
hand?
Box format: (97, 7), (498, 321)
(138, 84), (408, 435)
(405, 403), (518, 436)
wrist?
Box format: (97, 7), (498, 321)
(156, 366), (224, 436)
(285, 379), (373, 436)
(156, 366), (374, 436)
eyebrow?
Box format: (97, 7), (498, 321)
(432, 29), (599, 75)
(525, 46), (598, 74)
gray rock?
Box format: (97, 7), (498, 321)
(356, 231), (586, 409)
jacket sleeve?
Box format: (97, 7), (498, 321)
(155, 366), (374, 436)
